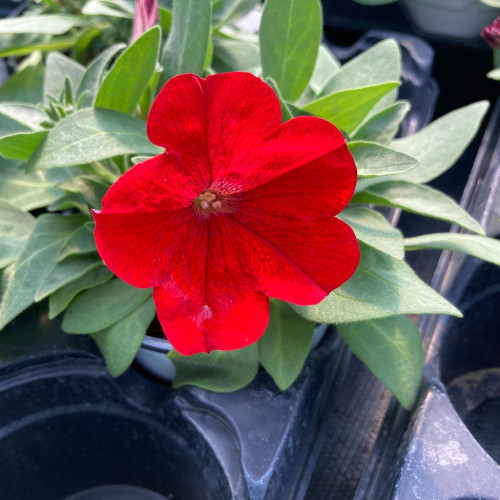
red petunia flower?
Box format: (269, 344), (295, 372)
(93, 72), (360, 355)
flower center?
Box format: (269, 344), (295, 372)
(194, 190), (223, 214)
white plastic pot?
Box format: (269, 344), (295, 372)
(400, 0), (500, 38)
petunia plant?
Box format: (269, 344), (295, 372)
(1, 0), (500, 410)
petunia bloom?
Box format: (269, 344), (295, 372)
(93, 72), (360, 355)
(481, 17), (500, 49)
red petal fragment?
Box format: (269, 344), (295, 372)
(241, 144), (357, 218)
(154, 283), (269, 355)
(100, 154), (196, 214)
(147, 74), (210, 189)
(230, 214), (360, 305)
(93, 207), (198, 288)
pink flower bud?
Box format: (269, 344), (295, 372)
(131, 0), (158, 42)
(481, 17), (500, 50)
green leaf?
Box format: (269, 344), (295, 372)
(301, 82), (399, 135)
(48, 192), (90, 215)
(404, 233), (500, 267)
(352, 181), (485, 235)
(48, 265), (112, 319)
(0, 159), (74, 211)
(338, 315), (423, 410)
(211, 36), (260, 73)
(82, 0), (134, 18)
(56, 223), (96, 262)
(44, 52), (85, 103)
(0, 36), (78, 58)
(26, 108), (161, 171)
(258, 300), (314, 390)
(351, 101), (410, 144)
(265, 78), (292, 122)
(0, 199), (36, 269)
(77, 43), (126, 107)
(0, 15), (85, 34)
(168, 342), (259, 392)
(212, 0), (258, 27)
(35, 253), (102, 301)
(58, 175), (111, 210)
(320, 39), (401, 96)
(0, 63), (44, 104)
(95, 27), (160, 115)
(62, 278), (152, 334)
(390, 102), (490, 184)
(309, 44), (340, 95)
(260, 0), (321, 102)
(0, 131), (48, 161)
(158, 7), (172, 33)
(338, 206), (404, 260)
(161, 0), (211, 83)
(92, 297), (156, 377)
(348, 141), (418, 177)
(292, 243), (461, 324)
(0, 214), (87, 330)
(0, 103), (48, 131)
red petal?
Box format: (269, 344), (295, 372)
(99, 154), (196, 213)
(240, 144), (357, 218)
(153, 282), (269, 355)
(94, 207), (198, 288)
(233, 116), (349, 191)
(229, 214), (360, 305)
(147, 74), (210, 190)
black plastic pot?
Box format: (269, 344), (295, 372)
(354, 97), (500, 499)
(0, 32), (439, 500)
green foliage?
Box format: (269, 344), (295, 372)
(161, 0), (212, 83)
(338, 207), (404, 260)
(352, 181), (485, 235)
(62, 278), (152, 334)
(0, 63), (44, 104)
(26, 108), (161, 171)
(260, 0), (321, 102)
(95, 27), (160, 115)
(348, 141), (418, 177)
(292, 243), (461, 324)
(339, 315), (423, 410)
(258, 300), (314, 390)
(302, 82), (400, 134)
(92, 297), (156, 377)
(0, 199), (36, 269)
(168, 342), (259, 391)
(404, 233), (500, 266)
(0, 131), (48, 161)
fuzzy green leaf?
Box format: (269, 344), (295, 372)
(351, 100), (410, 144)
(302, 82), (399, 134)
(0, 199), (36, 269)
(338, 315), (423, 409)
(349, 141), (418, 177)
(404, 233), (500, 266)
(26, 108), (161, 171)
(390, 102), (489, 184)
(292, 243), (461, 324)
(48, 265), (112, 319)
(260, 0), (321, 102)
(95, 27), (160, 115)
(77, 43), (126, 107)
(258, 300), (314, 390)
(0, 214), (87, 329)
(0, 131), (48, 161)
(0, 15), (85, 34)
(352, 181), (485, 235)
(92, 297), (156, 377)
(309, 44), (340, 95)
(62, 278), (152, 334)
(161, 0), (211, 83)
(169, 342), (259, 391)
(338, 206), (404, 260)
(44, 52), (85, 103)
(0, 63), (44, 104)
